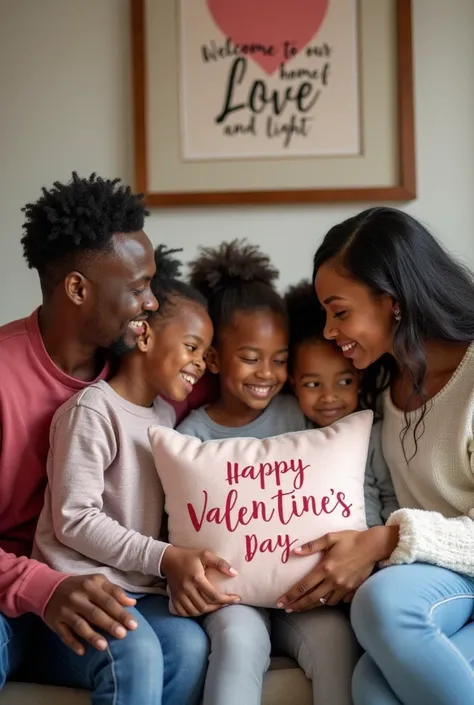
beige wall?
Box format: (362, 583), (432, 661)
(1, 0), (473, 323)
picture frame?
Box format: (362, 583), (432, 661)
(131, 0), (416, 206)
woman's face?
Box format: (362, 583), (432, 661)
(314, 261), (396, 370)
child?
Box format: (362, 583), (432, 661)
(285, 280), (399, 527)
(177, 241), (360, 705)
(178, 239), (305, 438)
(32, 247), (239, 705)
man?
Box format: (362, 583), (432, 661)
(0, 173), (209, 703)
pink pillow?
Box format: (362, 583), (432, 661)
(148, 410), (372, 608)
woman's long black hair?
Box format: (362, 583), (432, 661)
(312, 207), (474, 451)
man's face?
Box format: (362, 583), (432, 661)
(81, 230), (158, 350)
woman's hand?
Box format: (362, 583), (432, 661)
(161, 546), (240, 617)
(277, 526), (399, 612)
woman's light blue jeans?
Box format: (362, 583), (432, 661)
(351, 563), (474, 705)
(1, 594), (209, 705)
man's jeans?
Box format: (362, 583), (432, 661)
(0, 594), (209, 705)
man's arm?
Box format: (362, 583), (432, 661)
(0, 421), (137, 654)
(0, 420), (65, 619)
(1, 537), (140, 656)
(0, 548), (67, 618)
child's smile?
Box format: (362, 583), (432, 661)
(206, 309), (289, 425)
(292, 338), (359, 427)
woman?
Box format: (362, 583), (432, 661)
(277, 207), (474, 704)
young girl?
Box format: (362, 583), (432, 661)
(177, 240), (360, 705)
(285, 280), (399, 529)
(32, 247), (239, 705)
(279, 207), (474, 705)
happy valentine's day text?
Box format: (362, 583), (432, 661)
(186, 458), (352, 563)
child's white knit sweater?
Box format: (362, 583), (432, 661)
(381, 343), (474, 575)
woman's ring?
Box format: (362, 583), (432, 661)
(319, 597), (327, 605)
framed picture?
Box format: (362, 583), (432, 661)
(131, 0), (416, 206)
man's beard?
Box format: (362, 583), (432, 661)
(108, 334), (137, 358)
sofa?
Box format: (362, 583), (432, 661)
(0, 656), (312, 705)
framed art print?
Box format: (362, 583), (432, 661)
(131, 0), (416, 205)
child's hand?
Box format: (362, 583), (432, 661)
(161, 546), (240, 616)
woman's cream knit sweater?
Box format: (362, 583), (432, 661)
(381, 343), (474, 574)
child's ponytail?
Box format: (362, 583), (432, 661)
(188, 239), (285, 339)
(150, 245), (207, 319)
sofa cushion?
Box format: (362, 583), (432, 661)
(0, 657), (312, 704)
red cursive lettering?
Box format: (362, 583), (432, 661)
(224, 457), (309, 491)
(245, 533), (298, 563)
(336, 491), (352, 517)
(187, 492), (208, 531)
(187, 485), (352, 536)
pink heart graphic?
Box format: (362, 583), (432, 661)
(207, 0), (329, 76)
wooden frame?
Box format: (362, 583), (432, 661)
(131, 0), (416, 207)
